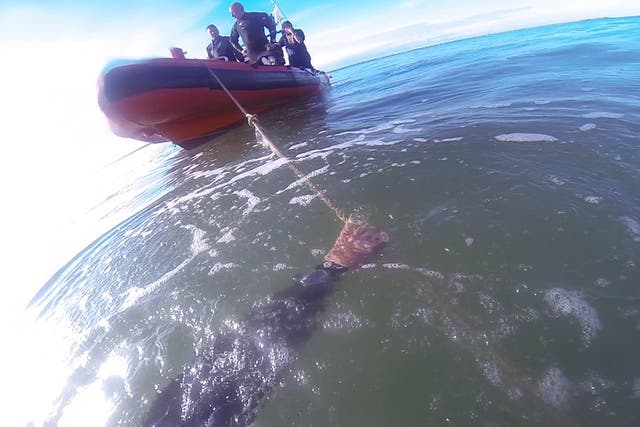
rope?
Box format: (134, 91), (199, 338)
(204, 65), (348, 224)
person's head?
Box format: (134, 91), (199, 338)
(281, 21), (293, 33)
(229, 2), (245, 19)
(206, 24), (219, 39)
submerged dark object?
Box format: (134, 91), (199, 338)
(97, 54), (329, 150)
(143, 219), (388, 426)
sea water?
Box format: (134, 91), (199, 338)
(21, 16), (640, 426)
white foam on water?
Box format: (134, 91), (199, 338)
(337, 119), (416, 136)
(208, 262), (239, 275)
(620, 216), (640, 241)
(480, 360), (503, 387)
(547, 175), (565, 185)
(278, 165), (329, 194)
(538, 367), (570, 407)
(185, 224), (210, 253)
(393, 125), (423, 134)
(482, 101), (512, 108)
(383, 263), (411, 270)
(434, 137), (463, 143)
(335, 122), (395, 136)
(187, 164), (230, 180)
(579, 123), (597, 131)
(583, 112), (624, 119)
(323, 310), (369, 331)
(288, 142), (308, 150)
(415, 268), (445, 280)
(311, 248), (325, 256)
(594, 278), (610, 288)
(165, 156), (285, 211)
(296, 135), (402, 160)
(495, 133), (559, 142)
(534, 100), (551, 105)
(544, 288), (602, 345)
(272, 263), (288, 271)
(217, 229), (236, 244)
(224, 157), (289, 186)
(583, 196), (602, 204)
(121, 225), (210, 310)
(294, 149), (334, 163)
(289, 194), (318, 207)
(413, 137), (429, 142)
(233, 189), (261, 216)
(479, 294), (501, 314)
(465, 237), (475, 247)
(391, 119), (417, 125)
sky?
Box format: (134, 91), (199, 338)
(0, 0), (639, 318)
(0, 1), (639, 424)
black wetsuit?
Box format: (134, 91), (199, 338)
(229, 12), (277, 65)
(278, 29), (313, 69)
(207, 36), (242, 61)
(142, 262), (347, 427)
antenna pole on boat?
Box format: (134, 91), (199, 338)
(269, 0), (288, 24)
(204, 66), (348, 224)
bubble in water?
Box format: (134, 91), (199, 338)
(272, 263), (288, 272)
(323, 310), (368, 331)
(293, 369), (309, 386)
(538, 366), (570, 407)
(543, 288), (602, 345)
(479, 360), (502, 387)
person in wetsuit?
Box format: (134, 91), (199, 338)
(278, 20), (313, 69)
(206, 24), (242, 61)
(142, 218), (389, 426)
(228, 2), (277, 66)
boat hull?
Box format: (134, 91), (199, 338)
(98, 58), (328, 149)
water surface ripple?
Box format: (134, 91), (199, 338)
(27, 16), (640, 427)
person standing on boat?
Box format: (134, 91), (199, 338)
(278, 20), (313, 69)
(206, 24), (242, 61)
(229, 1), (277, 65)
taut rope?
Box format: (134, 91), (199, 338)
(205, 66), (348, 223)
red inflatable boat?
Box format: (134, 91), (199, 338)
(97, 54), (329, 149)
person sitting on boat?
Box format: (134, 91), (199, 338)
(206, 24), (242, 61)
(265, 42), (286, 66)
(229, 1), (278, 66)
(278, 20), (313, 69)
